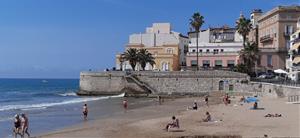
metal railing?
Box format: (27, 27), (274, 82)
(288, 95), (300, 103)
(250, 78), (300, 87)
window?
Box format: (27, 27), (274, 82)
(191, 60), (197, 67)
(206, 49), (210, 53)
(285, 25), (293, 35)
(167, 48), (173, 54)
(257, 55), (261, 66)
(213, 49), (219, 54)
(221, 49), (224, 52)
(199, 49), (202, 53)
(267, 55), (272, 66)
(192, 49), (196, 52)
(215, 60), (223, 68)
(227, 60), (235, 68)
(202, 60), (210, 67)
(286, 40), (290, 49)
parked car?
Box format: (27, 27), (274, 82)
(257, 72), (275, 79)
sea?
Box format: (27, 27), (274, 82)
(0, 78), (153, 138)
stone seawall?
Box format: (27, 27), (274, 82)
(78, 71), (250, 96)
(78, 71), (300, 98)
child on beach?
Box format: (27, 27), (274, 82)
(83, 104), (88, 120)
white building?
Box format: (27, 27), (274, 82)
(128, 23), (189, 66)
(186, 26), (243, 68)
(286, 18), (300, 81)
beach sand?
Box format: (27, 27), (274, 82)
(39, 95), (300, 138)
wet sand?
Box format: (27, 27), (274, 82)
(39, 95), (300, 138)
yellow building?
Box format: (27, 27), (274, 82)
(115, 23), (188, 71)
(116, 44), (180, 71)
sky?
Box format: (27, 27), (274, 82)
(0, 0), (299, 78)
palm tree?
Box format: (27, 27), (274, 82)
(124, 48), (139, 71)
(236, 15), (252, 47)
(190, 12), (204, 70)
(239, 42), (259, 74)
(138, 49), (155, 70)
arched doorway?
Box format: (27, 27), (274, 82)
(219, 80), (224, 91)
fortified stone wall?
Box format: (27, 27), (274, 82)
(78, 71), (249, 96)
(78, 71), (300, 97)
(78, 72), (126, 95)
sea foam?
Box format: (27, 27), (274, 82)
(0, 93), (125, 112)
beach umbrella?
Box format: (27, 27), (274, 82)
(246, 97), (259, 103)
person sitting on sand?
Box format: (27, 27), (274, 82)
(83, 104), (88, 120)
(164, 116), (179, 131)
(264, 113), (282, 117)
(240, 96), (246, 103)
(193, 101), (198, 110)
(253, 102), (258, 109)
(223, 94), (230, 105)
(202, 112), (211, 122)
(13, 114), (22, 138)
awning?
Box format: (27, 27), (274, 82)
(293, 57), (300, 64)
(274, 69), (288, 74)
(290, 43), (300, 51)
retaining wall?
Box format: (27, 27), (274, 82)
(78, 71), (300, 97)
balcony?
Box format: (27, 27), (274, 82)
(283, 32), (294, 37)
(186, 51), (239, 56)
(260, 34), (273, 43)
(291, 37), (300, 44)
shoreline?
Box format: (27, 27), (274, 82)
(38, 95), (300, 138)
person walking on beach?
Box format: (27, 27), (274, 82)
(82, 104), (88, 120)
(205, 95), (209, 107)
(20, 113), (30, 138)
(13, 114), (22, 138)
(123, 99), (128, 111)
(157, 95), (162, 105)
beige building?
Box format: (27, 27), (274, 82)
(116, 23), (188, 71)
(250, 6), (300, 71)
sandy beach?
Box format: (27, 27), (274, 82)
(39, 94), (300, 138)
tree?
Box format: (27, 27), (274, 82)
(234, 63), (248, 74)
(138, 49), (155, 70)
(236, 15), (252, 47)
(124, 48), (139, 71)
(239, 42), (259, 74)
(190, 12), (204, 70)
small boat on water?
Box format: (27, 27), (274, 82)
(42, 80), (48, 83)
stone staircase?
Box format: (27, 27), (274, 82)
(125, 75), (156, 93)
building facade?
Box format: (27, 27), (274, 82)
(253, 6), (300, 71)
(286, 18), (300, 81)
(116, 23), (188, 71)
(186, 26), (243, 69)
